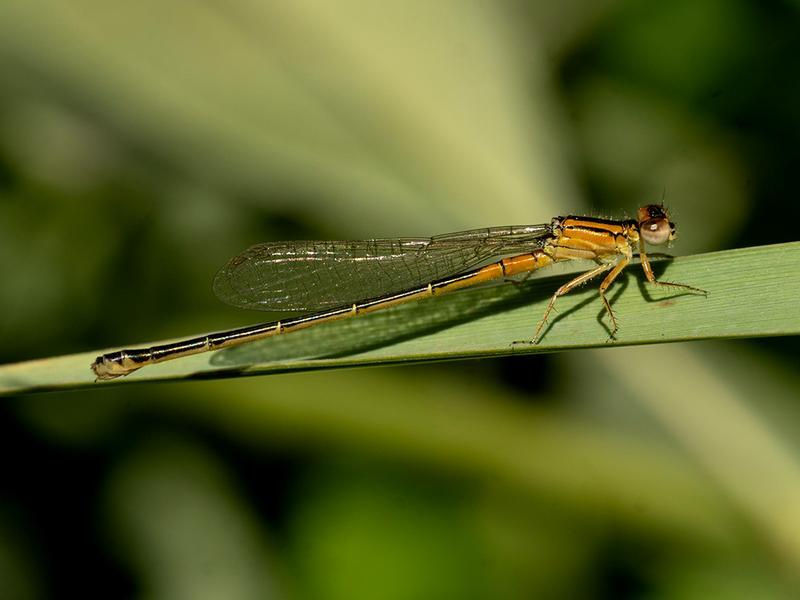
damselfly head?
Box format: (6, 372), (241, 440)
(637, 204), (675, 246)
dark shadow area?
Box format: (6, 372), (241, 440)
(208, 261), (668, 369)
(209, 275), (573, 368)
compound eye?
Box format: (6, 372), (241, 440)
(640, 218), (672, 246)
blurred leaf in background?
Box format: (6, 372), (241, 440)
(0, 0), (799, 598)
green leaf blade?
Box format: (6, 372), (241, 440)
(1, 242), (798, 395)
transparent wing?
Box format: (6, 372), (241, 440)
(212, 225), (551, 311)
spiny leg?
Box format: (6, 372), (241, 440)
(520, 262), (613, 344)
(638, 241), (707, 295)
(650, 279), (707, 295)
(597, 256), (630, 338)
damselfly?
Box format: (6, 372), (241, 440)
(91, 204), (705, 380)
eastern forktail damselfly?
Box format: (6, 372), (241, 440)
(91, 204), (705, 380)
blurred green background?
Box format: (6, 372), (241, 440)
(1, 0), (800, 598)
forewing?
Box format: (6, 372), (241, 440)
(213, 226), (550, 311)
